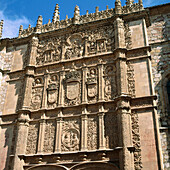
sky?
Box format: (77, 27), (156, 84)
(0, 0), (169, 38)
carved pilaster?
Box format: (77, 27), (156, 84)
(82, 67), (87, 104)
(98, 62), (104, 102)
(58, 71), (65, 107)
(116, 56), (128, 96)
(12, 113), (29, 170)
(55, 117), (63, 152)
(117, 98), (134, 170)
(22, 75), (34, 109)
(81, 114), (88, 151)
(37, 118), (46, 154)
(84, 36), (88, 56)
(29, 37), (39, 66)
(42, 72), (49, 109)
(61, 41), (66, 61)
(98, 112), (105, 150)
(114, 17), (125, 49)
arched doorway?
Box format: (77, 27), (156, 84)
(27, 165), (69, 170)
(70, 162), (119, 170)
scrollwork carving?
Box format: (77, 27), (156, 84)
(26, 123), (39, 154)
(87, 116), (98, 150)
(131, 111), (143, 170)
(43, 120), (55, 153)
(103, 65), (116, 100)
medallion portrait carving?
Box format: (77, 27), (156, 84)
(61, 119), (80, 152)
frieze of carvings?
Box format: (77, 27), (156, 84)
(131, 111), (143, 170)
(43, 120), (55, 153)
(121, 3), (143, 14)
(103, 65), (116, 100)
(104, 113), (118, 149)
(127, 62), (136, 97)
(47, 74), (59, 108)
(31, 77), (44, 110)
(26, 123), (39, 154)
(64, 70), (81, 106)
(19, 8), (114, 38)
(87, 68), (98, 103)
(87, 116), (98, 150)
(124, 22), (132, 49)
(65, 33), (84, 59)
(61, 119), (80, 152)
(36, 37), (61, 65)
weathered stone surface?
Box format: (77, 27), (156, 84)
(0, 1), (169, 170)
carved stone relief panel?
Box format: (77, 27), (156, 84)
(64, 70), (81, 106)
(127, 62), (136, 97)
(65, 33), (84, 59)
(103, 65), (117, 100)
(104, 113), (118, 149)
(61, 118), (80, 152)
(87, 67), (98, 103)
(85, 25), (114, 55)
(131, 112), (142, 169)
(87, 116), (98, 150)
(43, 120), (56, 153)
(124, 22), (132, 49)
(47, 74), (59, 108)
(31, 77), (44, 110)
(26, 122), (39, 154)
(37, 37), (62, 65)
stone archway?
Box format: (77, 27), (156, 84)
(27, 165), (69, 170)
(70, 162), (119, 170)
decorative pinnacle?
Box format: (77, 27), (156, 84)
(139, 0), (143, 9)
(0, 20), (4, 39)
(36, 15), (43, 33)
(115, 0), (122, 14)
(73, 5), (80, 24)
(52, 4), (60, 23)
(18, 25), (23, 38)
(126, 0), (134, 6)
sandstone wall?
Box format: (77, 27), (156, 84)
(147, 4), (170, 169)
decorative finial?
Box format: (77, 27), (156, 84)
(0, 20), (4, 39)
(73, 5), (80, 24)
(18, 25), (23, 38)
(48, 19), (51, 24)
(126, 0), (134, 6)
(65, 15), (68, 24)
(115, 0), (122, 14)
(106, 5), (109, 11)
(86, 10), (89, 16)
(139, 0), (143, 9)
(52, 4), (60, 23)
(36, 15), (43, 33)
(28, 24), (31, 31)
(95, 6), (99, 16)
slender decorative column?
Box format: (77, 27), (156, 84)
(84, 36), (88, 56)
(98, 112), (105, 150)
(42, 72), (49, 109)
(98, 61), (104, 102)
(82, 67), (87, 104)
(61, 40), (66, 61)
(117, 99), (134, 170)
(22, 37), (39, 109)
(12, 112), (30, 170)
(55, 117), (63, 152)
(37, 116), (46, 154)
(58, 70), (65, 107)
(81, 111), (88, 151)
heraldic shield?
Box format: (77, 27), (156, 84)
(47, 84), (58, 104)
(66, 81), (80, 100)
(87, 83), (97, 98)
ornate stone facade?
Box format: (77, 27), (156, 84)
(0, 1), (169, 170)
